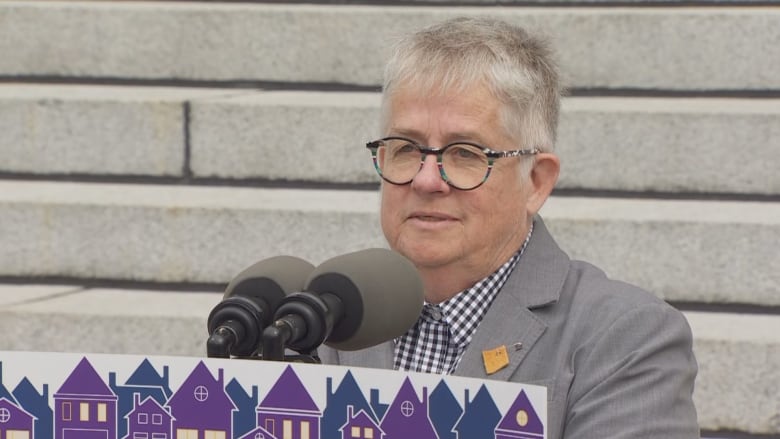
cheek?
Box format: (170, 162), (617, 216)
(379, 189), (403, 238)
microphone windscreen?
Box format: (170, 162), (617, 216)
(225, 255), (315, 306)
(305, 248), (423, 351)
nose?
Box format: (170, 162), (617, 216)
(411, 154), (449, 193)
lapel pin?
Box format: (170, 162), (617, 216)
(513, 342), (523, 351)
(482, 345), (509, 375)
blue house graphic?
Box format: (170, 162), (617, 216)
(428, 380), (462, 439)
(453, 384), (501, 439)
(322, 371), (377, 439)
(13, 378), (52, 439)
(110, 359), (171, 439)
(225, 378), (258, 439)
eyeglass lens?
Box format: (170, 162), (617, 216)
(374, 138), (489, 190)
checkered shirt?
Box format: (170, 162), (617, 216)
(394, 224), (534, 374)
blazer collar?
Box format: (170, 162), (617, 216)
(453, 216), (570, 380)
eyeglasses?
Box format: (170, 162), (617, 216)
(366, 136), (540, 190)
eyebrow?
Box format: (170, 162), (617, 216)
(387, 128), (489, 146)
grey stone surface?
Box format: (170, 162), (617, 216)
(0, 288), (221, 356)
(190, 91), (381, 183)
(190, 91), (780, 194)
(0, 284), (80, 305)
(541, 196), (780, 306)
(0, 180), (385, 283)
(687, 311), (780, 434)
(1, 286), (778, 434)
(1, 3), (778, 90)
(557, 97), (780, 194)
(1, 180), (778, 306)
(0, 84), (234, 176)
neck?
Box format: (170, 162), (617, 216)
(419, 267), (482, 304)
(418, 221), (534, 304)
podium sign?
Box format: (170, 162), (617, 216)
(0, 351), (546, 439)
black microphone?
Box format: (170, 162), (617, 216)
(206, 255), (315, 358)
(261, 248), (424, 359)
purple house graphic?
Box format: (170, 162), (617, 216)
(0, 397), (36, 439)
(378, 378), (437, 439)
(494, 390), (543, 439)
(167, 361), (235, 439)
(256, 366), (321, 439)
(125, 393), (175, 439)
(53, 357), (118, 439)
(339, 406), (384, 439)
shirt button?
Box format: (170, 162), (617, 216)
(430, 307), (443, 321)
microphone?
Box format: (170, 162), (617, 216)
(206, 255), (315, 358)
(262, 248), (424, 359)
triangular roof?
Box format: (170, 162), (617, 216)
(125, 359), (171, 397)
(237, 425), (278, 439)
(0, 397), (37, 421)
(55, 357), (116, 398)
(13, 377), (47, 407)
(259, 365), (318, 412)
(454, 384), (500, 431)
(392, 378), (420, 404)
(126, 395), (175, 421)
(339, 407), (382, 432)
(430, 380), (460, 410)
(495, 390), (543, 435)
(167, 361), (234, 409)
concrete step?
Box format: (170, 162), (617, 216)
(1, 2), (778, 90)
(0, 285), (777, 435)
(2, 84), (778, 194)
(1, 180), (778, 306)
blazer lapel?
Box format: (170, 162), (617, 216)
(454, 217), (570, 381)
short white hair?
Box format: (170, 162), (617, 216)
(380, 17), (563, 177)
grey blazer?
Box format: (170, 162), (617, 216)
(317, 218), (699, 439)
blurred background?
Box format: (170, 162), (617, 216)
(0, 0), (778, 437)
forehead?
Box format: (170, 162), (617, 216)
(384, 83), (505, 138)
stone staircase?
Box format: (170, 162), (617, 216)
(0, 1), (778, 436)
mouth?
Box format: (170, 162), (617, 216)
(407, 212), (458, 223)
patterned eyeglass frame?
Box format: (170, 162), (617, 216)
(365, 136), (540, 190)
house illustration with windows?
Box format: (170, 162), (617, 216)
(124, 393), (174, 439)
(167, 361), (235, 439)
(53, 357), (119, 439)
(0, 397), (35, 439)
(13, 378), (52, 439)
(339, 406), (383, 439)
(453, 385), (501, 439)
(321, 372), (377, 439)
(256, 366), (320, 439)
(111, 359), (172, 439)
(378, 378), (437, 439)
(494, 390), (543, 439)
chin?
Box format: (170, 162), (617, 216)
(397, 243), (457, 269)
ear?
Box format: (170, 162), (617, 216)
(526, 152), (560, 216)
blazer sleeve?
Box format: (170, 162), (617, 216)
(563, 302), (699, 438)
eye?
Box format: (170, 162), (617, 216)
(386, 140), (419, 158)
(449, 144), (484, 161)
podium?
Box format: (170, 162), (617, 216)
(0, 351), (546, 439)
